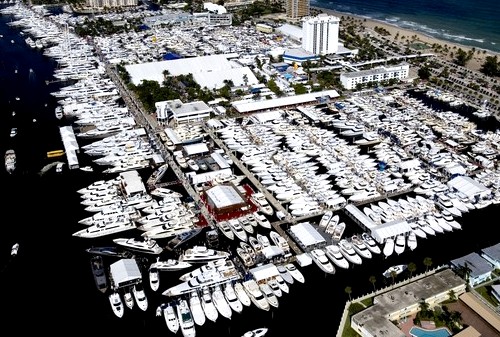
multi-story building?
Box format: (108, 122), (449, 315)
(340, 63), (410, 90)
(285, 0), (310, 22)
(86, 0), (138, 9)
(301, 14), (340, 56)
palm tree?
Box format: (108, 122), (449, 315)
(369, 276), (377, 291)
(408, 262), (417, 277)
(423, 257), (433, 272)
(345, 286), (352, 301)
(390, 270), (398, 284)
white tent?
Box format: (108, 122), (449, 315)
(109, 258), (142, 290)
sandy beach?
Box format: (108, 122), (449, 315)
(312, 6), (499, 72)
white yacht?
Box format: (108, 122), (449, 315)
(259, 283), (279, 308)
(253, 211), (271, 229)
(133, 283), (148, 312)
(200, 286), (219, 322)
(256, 233), (271, 248)
(361, 233), (382, 255)
(72, 217), (135, 238)
(250, 192), (274, 215)
(277, 264), (295, 284)
(267, 278), (282, 298)
(211, 284), (232, 319)
(223, 282), (243, 313)
(309, 248), (336, 274)
(123, 287), (134, 310)
(179, 259), (236, 282)
(189, 291), (206, 326)
(233, 281), (252, 307)
(162, 302), (179, 334)
(324, 244), (350, 269)
(216, 220), (235, 240)
(383, 237), (395, 258)
(113, 237), (163, 255)
(338, 239), (363, 265)
(269, 231), (289, 252)
(284, 263), (305, 283)
(275, 275), (290, 293)
(407, 231), (418, 251)
(180, 245), (230, 263)
(149, 265), (160, 292)
(242, 279), (270, 311)
(109, 292), (124, 318)
(151, 258), (192, 271)
(227, 219), (248, 242)
(394, 234), (406, 255)
(177, 298), (197, 337)
(349, 235), (373, 259)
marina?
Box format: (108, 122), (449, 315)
(1, 2), (500, 337)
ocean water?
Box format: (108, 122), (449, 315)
(312, 0), (500, 53)
(1, 4), (499, 336)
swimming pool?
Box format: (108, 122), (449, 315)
(409, 326), (451, 337)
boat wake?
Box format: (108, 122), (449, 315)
(38, 161), (64, 176)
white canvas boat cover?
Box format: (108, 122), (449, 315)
(206, 184), (245, 209)
(344, 204), (376, 229)
(249, 263), (279, 282)
(261, 245), (284, 259)
(288, 221), (326, 248)
(371, 220), (412, 244)
(110, 258), (142, 290)
(447, 175), (491, 200)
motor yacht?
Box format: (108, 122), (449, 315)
(113, 237), (163, 255)
(133, 283), (148, 311)
(338, 239), (363, 265)
(259, 282), (279, 308)
(242, 279), (270, 311)
(162, 302), (179, 333)
(233, 281), (252, 307)
(177, 298), (197, 337)
(212, 284), (232, 319)
(394, 234), (406, 255)
(223, 282), (243, 313)
(276, 264), (295, 284)
(109, 292), (124, 318)
(180, 245), (230, 263)
(309, 248), (336, 274)
(149, 265), (160, 292)
(407, 231), (418, 251)
(324, 244), (350, 269)
(383, 237), (395, 258)
(349, 235), (373, 259)
(189, 290), (206, 326)
(361, 233), (382, 255)
(284, 263), (305, 283)
(199, 287), (218, 323)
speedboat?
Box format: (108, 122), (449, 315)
(162, 302), (179, 333)
(284, 263), (305, 283)
(309, 248), (336, 274)
(338, 239), (363, 265)
(242, 327), (268, 337)
(180, 245), (230, 263)
(123, 287), (134, 310)
(383, 264), (407, 278)
(407, 231), (418, 251)
(216, 221), (235, 240)
(109, 292), (124, 318)
(177, 298), (197, 337)
(324, 244), (350, 269)
(4, 149), (16, 174)
(227, 219), (248, 242)
(276, 264), (295, 284)
(113, 237), (163, 255)
(11, 243), (19, 256)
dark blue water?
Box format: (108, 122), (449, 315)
(312, 0), (500, 53)
(1, 4), (499, 336)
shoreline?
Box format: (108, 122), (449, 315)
(312, 6), (500, 73)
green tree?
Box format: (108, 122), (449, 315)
(345, 286), (352, 301)
(408, 262), (417, 277)
(480, 55), (500, 76)
(418, 66), (431, 80)
(423, 257), (433, 272)
(369, 275), (377, 291)
(390, 270), (398, 284)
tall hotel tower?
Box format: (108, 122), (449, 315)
(286, 0), (310, 21)
(302, 14), (340, 55)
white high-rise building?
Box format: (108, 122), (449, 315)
(301, 14), (340, 56)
